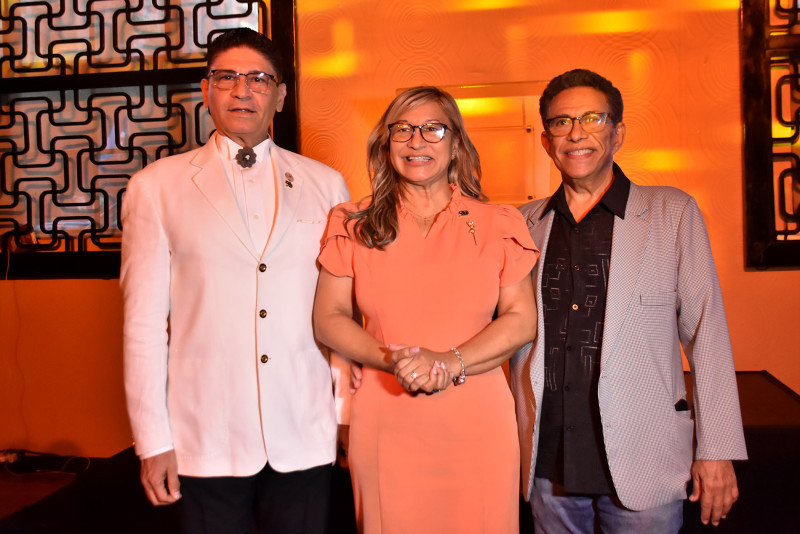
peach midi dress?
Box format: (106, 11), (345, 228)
(319, 186), (539, 534)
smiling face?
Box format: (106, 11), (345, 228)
(541, 86), (625, 189)
(388, 101), (457, 191)
(200, 46), (287, 147)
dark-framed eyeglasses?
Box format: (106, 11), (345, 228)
(388, 122), (449, 143)
(207, 70), (278, 94)
(544, 112), (612, 136)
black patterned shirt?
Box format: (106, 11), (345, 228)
(534, 165), (630, 494)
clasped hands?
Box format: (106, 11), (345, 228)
(390, 344), (453, 394)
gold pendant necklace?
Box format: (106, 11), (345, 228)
(404, 204), (445, 221)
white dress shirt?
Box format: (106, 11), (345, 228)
(217, 135), (277, 254)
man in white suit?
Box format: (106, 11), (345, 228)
(511, 69), (747, 533)
(120, 28), (349, 533)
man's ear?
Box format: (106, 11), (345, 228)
(275, 83), (288, 113)
(200, 77), (210, 108)
(611, 121), (626, 155)
(541, 130), (553, 156)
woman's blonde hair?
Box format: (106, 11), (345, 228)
(345, 86), (485, 249)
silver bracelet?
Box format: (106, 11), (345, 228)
(450, 347), (466, 386)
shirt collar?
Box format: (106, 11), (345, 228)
(602, 163), (630, 219)
(540, 162), (630, 221)
(217, 134), (272, 165)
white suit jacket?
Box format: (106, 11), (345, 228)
(510, 179), (747, 511)
(121, 135), (349, 477)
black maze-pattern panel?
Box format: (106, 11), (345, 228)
(0, 0), (270, 266)
(741, 0), (800, 268)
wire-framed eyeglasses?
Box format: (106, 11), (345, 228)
(388, 122), (449, 143)
(544, 112), (612, 136)
(207, 70), (278, 94)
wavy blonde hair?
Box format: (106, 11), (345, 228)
(345, 86), (485, 249)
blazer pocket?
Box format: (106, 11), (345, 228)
(640, 291), (677, 307)
(292, 219), (327, 250)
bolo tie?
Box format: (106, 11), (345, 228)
(235, 146), (257, 168)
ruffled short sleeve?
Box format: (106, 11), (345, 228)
(495, 205), (540, 287)
(318, 202), (358, 278)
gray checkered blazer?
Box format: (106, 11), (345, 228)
(510, 179), (748, 511)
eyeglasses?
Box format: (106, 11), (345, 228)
(207, 70), (278, 94)
(544, 112), (612, 136)
(388, 122), (449, 143)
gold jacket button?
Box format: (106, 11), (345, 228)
(259, 309), (268, 318)
(259, 263), (267, 272)
(260, 354), (269, 364)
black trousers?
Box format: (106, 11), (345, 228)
(178, 462), (333, 534)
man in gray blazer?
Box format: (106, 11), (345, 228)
(121, 28), (348, 533)
(511, 69), (747, 533)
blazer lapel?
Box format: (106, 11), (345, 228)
(523, 201), (554, 385)
(263, 145), (303, 260)
(528, 209), (554, 262)
(191, 139), (260, 259)
(601, 184), (651, 368)
(522, 200), (554, 284)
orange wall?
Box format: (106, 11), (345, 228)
(1, 0), (798, 458)
(294, 1), (800, 391)
(0, 279), (131, 457)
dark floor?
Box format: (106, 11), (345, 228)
(0, 466), (74, 520)
(0, 448), (366, 534)
(0, 449), (180, 534)
(1, 450), (797, 534)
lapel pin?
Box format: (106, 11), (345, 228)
(284, 172), (294, 188)
(458, 210), (469, 216)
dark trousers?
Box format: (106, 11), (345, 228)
(178, 462), (333, 534)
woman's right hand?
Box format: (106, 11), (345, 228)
(418, 359), (452, 394)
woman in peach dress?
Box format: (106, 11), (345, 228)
(314, 86), (538, 534)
